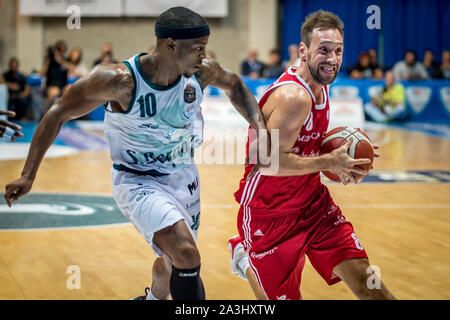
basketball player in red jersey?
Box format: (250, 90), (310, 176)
(229, 10), (395, 300)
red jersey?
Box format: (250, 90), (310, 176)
(234, 66), (331, 216)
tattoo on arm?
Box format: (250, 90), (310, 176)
(195, 59), (265, 130)
(111, 75), (133, 102)
(227, 81), (265, 130)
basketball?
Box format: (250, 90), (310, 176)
(319, 127), (374, 182)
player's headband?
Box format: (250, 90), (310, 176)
(155, 23), (210, 40)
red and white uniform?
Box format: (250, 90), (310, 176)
(234, 67), (367, 300)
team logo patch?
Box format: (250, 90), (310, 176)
(440, 87), (450, 114)
(405, 86), (431, 114)
(184, 84), (196, 103)
(0, 193), (129, 230)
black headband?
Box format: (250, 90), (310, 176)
(155, 23), (210, 40)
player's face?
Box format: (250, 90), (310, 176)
(305, 28), (343, 85)
(176, 36), (209, 77)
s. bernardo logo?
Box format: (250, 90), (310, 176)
(0, 193), (129, 230)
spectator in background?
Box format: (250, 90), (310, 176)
(350, 52), (383, 79)
(422, 50), (441, 79)
(282, 43), (300, 68)
(364, 70), (407, 123)
(67, 47), (89, 78)
(392, 50), (428, 80)
(440, 50), (450, 79)
(240, 48), (264, 79)
(1, 57), (31, 120)
(91, 52), (115, 74)
(368, 49), (378, 67)
(40, 40), (69, 112)
(92, 42), (118, 67)
(368, 48), (383, 79)
(261, 49), (284, 79)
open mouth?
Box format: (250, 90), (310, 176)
(319, 65), (336, 75)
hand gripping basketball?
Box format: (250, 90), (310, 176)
(319, 127), (375, 184)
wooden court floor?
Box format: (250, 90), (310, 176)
(0, 127), (449, 300)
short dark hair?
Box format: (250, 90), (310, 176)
(301, 10), (344, 48)
(156, 6), (207, 29)
(55, 40), (67, 50)
(9, 57), (19, 67)
(9, 57), (18, 64)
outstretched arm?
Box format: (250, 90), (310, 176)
(195, 57), (266, 133)
(4, 63), (134, 206)
(195, 58), (269, 177)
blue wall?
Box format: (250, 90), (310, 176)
(280, 0), (450, 69)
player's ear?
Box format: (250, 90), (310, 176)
(166, 38), (177, 53)
(299, 42), (307, 62)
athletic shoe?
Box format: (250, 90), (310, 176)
(228, 235), (248, 280)
(131, 287), (149, 300)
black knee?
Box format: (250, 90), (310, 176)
(170, 264), (205, 300)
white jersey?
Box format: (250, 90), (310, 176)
(104, 53), (204, 175)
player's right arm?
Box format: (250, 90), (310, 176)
(259, 84), (371, 184)
(4, 63), (134, 207)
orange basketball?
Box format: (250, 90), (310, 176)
(319, 126), (374, 182)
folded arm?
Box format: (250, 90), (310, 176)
(259, 84), (370, 182)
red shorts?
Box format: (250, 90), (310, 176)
(237, 186), (367, 300)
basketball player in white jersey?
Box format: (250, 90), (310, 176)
(4, 7), (267, 300)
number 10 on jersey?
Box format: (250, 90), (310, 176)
(137, 93), (156, 118)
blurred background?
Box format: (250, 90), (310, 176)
(0, 0), (448, 125)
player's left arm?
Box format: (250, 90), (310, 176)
(195, 57), (266, 133)
(195, 58), (269, 177)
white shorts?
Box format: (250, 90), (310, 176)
(111, 164), (201, 257)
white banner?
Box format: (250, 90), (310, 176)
(328, 98), (365, 130)
(19, 0), (123, 17)
(123, 0), (228, 17)
(19, 0), (228, 17)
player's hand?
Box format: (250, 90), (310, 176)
(4, 176), (34, 207)
(0, 111), (24, 141)
(327, 138), (371, 185)
(246, 129), (271, 180)
(371, 144), (380, 169)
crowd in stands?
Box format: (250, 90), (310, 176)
(0, 40), (448, 124)
(349, 48), (450, 81)
(240, 46), (297, 79)
(347, 48), (450, 123)
(0, 40), (119, 121)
